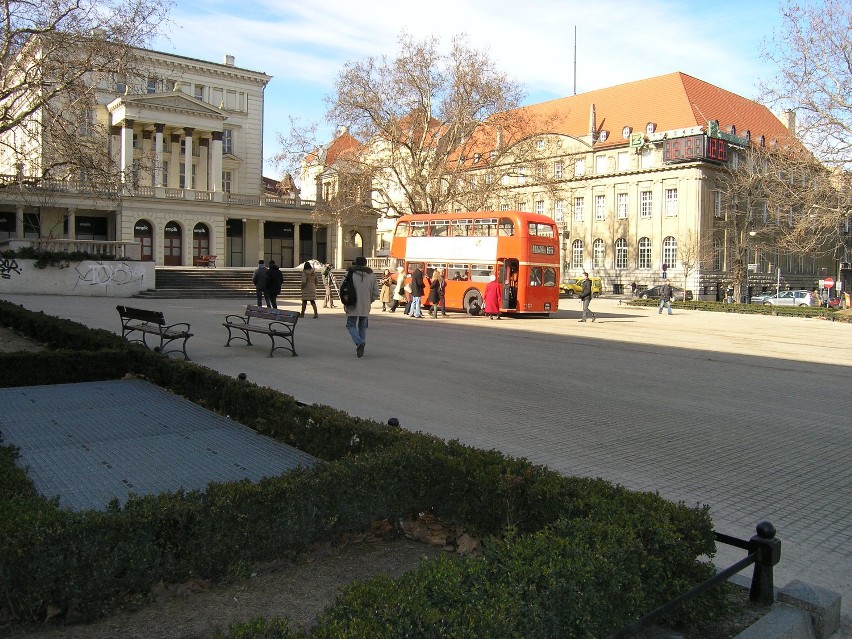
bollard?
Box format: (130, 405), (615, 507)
(237, 372), (247, 381)
(387, 417), (400, 428)
(749, 521), (781, 605)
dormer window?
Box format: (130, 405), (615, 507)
(622, 126), (632, 139)
(646, 122), (656, 134)
(599, 130), (608, 142)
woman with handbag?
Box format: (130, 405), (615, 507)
(427, 268), (445, 317)
(379, 268), (393, 311)
(389, 265), (406, 313)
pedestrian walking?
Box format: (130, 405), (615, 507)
(266, 260), (283, 309)
(344, 256), (380, 358)
(379, 268), (393, 311)
(407, 266), (426, 318)
(578, 271), (596, 322)
(322, 263), (336, 308)
(389, 265), (406, 312)
(300, 261), (319, 318)
(252, 260), (271, 307)
(484, 274), (502, 319)
(630, 281), (637, 297)
(658, 280), (673, 315)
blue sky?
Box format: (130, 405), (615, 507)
(151, 0), (789, 177)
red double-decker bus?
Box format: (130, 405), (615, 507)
(390, 211), (560, 316)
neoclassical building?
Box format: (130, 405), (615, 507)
(0, 45), (349, 268)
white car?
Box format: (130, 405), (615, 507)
(761, 290), (811, 307)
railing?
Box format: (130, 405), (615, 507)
(0, 174), (315, 209)
(22, 238), (142, 260)
(605, 521), (781, 639)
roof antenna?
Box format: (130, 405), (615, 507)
(573, 25), (577, 95)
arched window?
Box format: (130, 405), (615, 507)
(662, 236), (677, 268)
(615, 238), (628, 269)
(638, 237), (651, 269)
(593, 238), (605, 268)
(571, 240), (584, 270)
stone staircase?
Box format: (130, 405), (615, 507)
(134, 268), (338, 300)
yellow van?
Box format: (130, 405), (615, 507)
(559, 277), (602, 297)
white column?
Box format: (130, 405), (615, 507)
(154, 124), (164, 187)
(183, 128), (194, 190)
(120, 119), (134, 189)
(16, 206), (24, 238)
(66, 208), (76, 240)
(210, 131), (223, 192)
(257, 220), (265, 262)
(197, 137), (209, 192)
(293, 223), (301, 266)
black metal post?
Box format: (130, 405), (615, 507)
(748, 521), (781, 605)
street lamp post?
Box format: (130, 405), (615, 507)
(745, 226), (756, 302)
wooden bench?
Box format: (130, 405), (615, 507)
(193, 254), (217, 267)
(116, 305), (194, 360)
(223, 306), (299, 358)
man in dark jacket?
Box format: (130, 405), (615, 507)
(407, 266), (426, 318)
(659, 281), (673, 315)
(266, 261), (284, 309)
(579, 272), (596, 322)
(252, 260), (271, 307)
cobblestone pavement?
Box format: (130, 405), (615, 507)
(2, 293), (849, 622)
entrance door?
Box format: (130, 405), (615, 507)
(163, 221), (182, 266)
(193, 223), (210, 264)
(134, 219), (154, 261)
(501, 258), (519, 310)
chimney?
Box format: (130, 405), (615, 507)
(781, 109), (796, 136)
(224, 55), (235, 67)
(589, 103), (597, 142)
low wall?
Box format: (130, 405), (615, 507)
(0, 258), (154, 297)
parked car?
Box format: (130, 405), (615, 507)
(760, 290), (811, 306)
(559, 277), (602, 297)
(749, 291), (777, 304)
(638, 285), (693, 301)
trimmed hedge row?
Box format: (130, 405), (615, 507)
(626, 297), (850, 321)
(0, 301), (731, 635)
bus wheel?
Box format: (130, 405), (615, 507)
(464, 291), (483, 316)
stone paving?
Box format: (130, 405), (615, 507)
(1, 292), (849, 624)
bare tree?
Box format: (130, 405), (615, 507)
(761, 0), (852, 169)
(677, 228), (708, 301)
(0, 0), (172, 185)
(277, 32), (526, 223)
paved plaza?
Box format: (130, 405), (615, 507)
(2, 292), (849, 623)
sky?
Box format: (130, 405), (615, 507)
(150, 0), (790, 178)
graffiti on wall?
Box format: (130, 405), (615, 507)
(74, 262), (146, 290)
(0, 257), (21, 279)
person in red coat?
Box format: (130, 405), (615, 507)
(483, 274), (502, 319)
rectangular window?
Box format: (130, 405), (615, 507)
(595, 155), (608, 174)
(147, 78), (158, 94)
(225, 90), (237, 110)
(640, 148), (655, 168)
(573, 197), (585, 221)
(194, 84), (205, 101)
(555, 199), (564, 222)
(665, 188), (678, 217)
(616, 240), (628, 269)
(617, 193), (628, 219)
(78, 108), (95, 137)
(640, 191), (653, 218)
(639, 240), (651, 269)
(574, 158), (586, 176)
(554, 161), (563, 179)
(222, 170), (232, 193)
(595, 195), (606, 221)
(211, 87), (224, 107)
(714, 191), (723, 218)
(223, 129), (233, 155)
(162, 161), (169, 187)
(535, 199), (545, 215)
(617, 151), (629, 171)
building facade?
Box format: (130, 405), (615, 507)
(0, 45), (347, 268)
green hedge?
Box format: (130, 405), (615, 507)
(0, 301), (731, 635)
(626, 298), (849, 321)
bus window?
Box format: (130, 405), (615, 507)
(430, 220), (450, 237)
(530, 267), (542, 287)
(473, 217), (498, 237)
(407, 261), (425, 274)
(426, 262), (446, 278)
(528, 222), (555, 238)
(452, 219), (473, 236)
(410, 221), (428, 237)
(449, 264), (468, 281)
(395, 222), (409, 237)
(543, 268), (557, 287)
(471, 264), (493, 282)
(498, 218), (514, 236)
